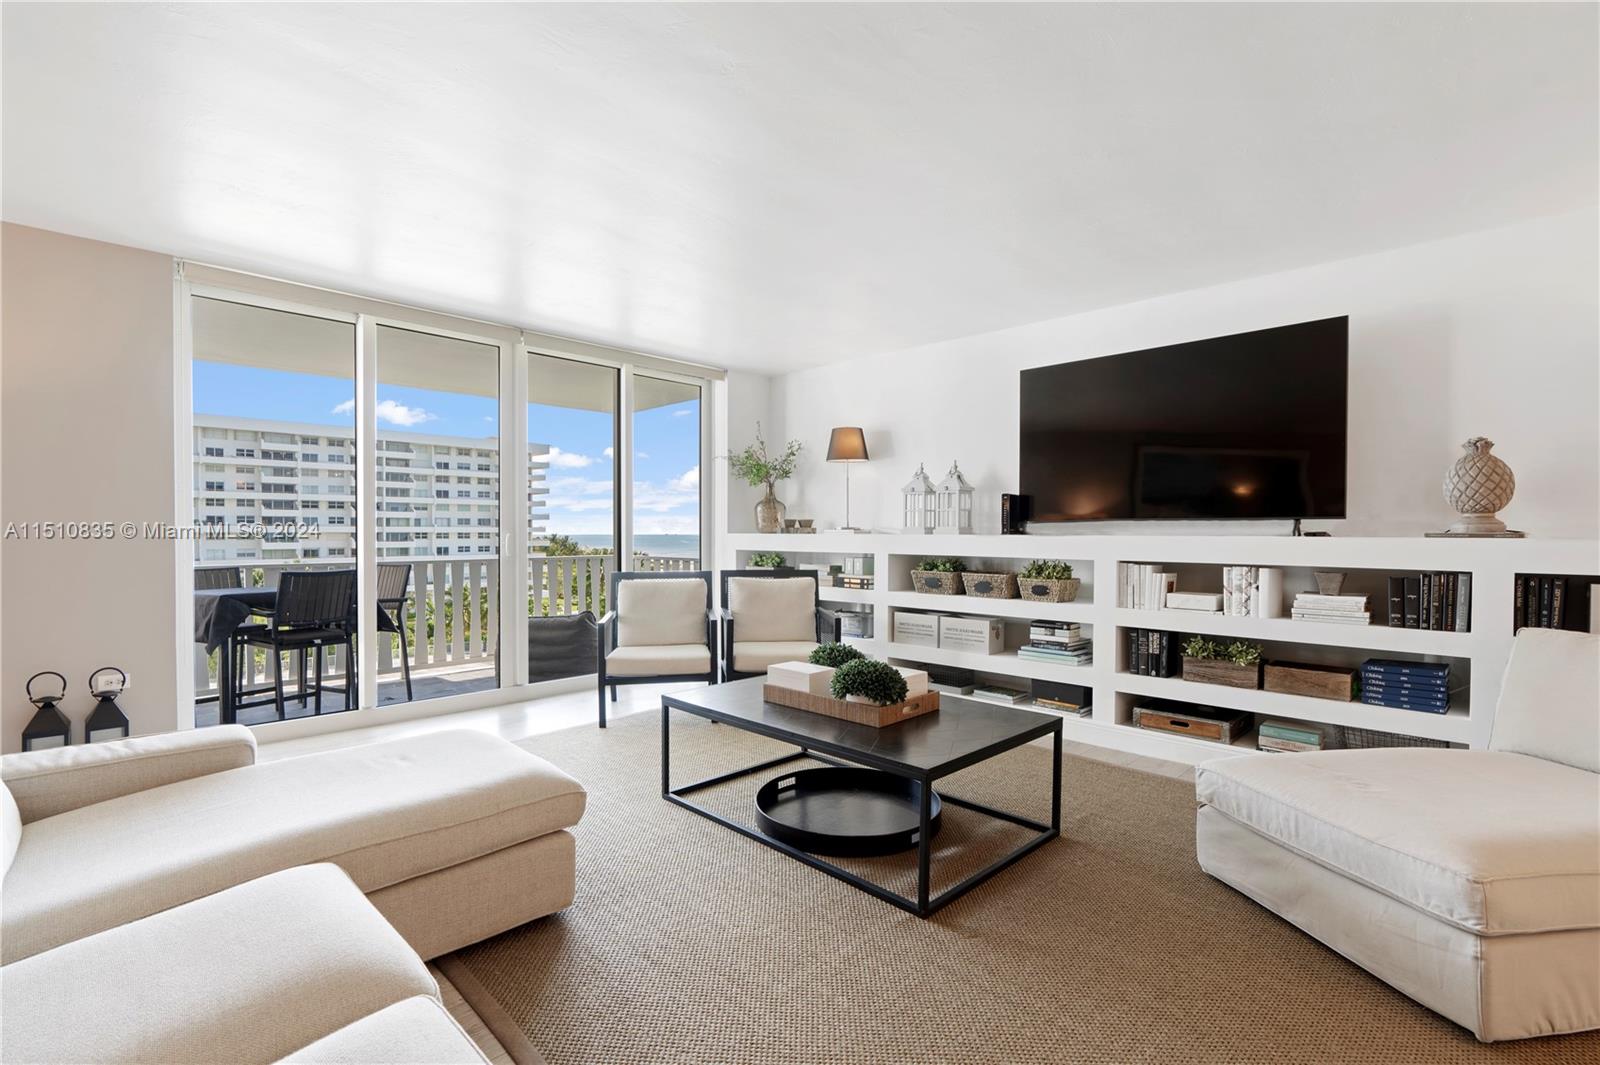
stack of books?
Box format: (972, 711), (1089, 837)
(1257, 718), (1339, 754)
(1121, 564), (1176, 609)
(1017, 621), (1091, 666)
(968, 684), (1030, 706)
(1386, 573), (1471, 631)
(1513, 574), (1589, 633)
(1360, 659), (1453, 714)
(1125, 628), (1178, 677)
(1291, 593), (1370, 625)
(832, 574), (874, 591)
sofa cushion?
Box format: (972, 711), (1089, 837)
(1, 730), (586, 962)
(0, 864), (436, 1065)
(280, 996), (488, 1064)
(1491, 629), (1600, 773)
(607, 643), (711, 677)
(1196, 749), (1600, 935)
(728, 577), (816, 642)
(1, 779), (19, 881)
(733, 640), (820, 674)
(616, 577), (707, 647)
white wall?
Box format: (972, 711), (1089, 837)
(2, 223), (182, 750)
(716, 370), (773, 541)
(758, 209), (1599, 540)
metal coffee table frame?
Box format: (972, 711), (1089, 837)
(661, 689), (1062, 918)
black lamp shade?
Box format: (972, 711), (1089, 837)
(22, 704), (72, 751)
(826, 427), (868, 462)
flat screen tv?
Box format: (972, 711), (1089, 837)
(1019, 317), (1348, 523)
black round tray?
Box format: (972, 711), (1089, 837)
(755, 767), (942, 857)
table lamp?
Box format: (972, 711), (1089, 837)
(826, 427), (869, 532)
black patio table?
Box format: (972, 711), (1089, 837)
(661, 677), (1062, 917)
(194, 587), (278, 725)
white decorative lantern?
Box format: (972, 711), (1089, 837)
(934, 462), (974, 535)
(901, 464), (936, 534)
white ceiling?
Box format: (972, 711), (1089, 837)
(3, 3), (1595, 373)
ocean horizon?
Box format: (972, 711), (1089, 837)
(569, 533), (700, 559)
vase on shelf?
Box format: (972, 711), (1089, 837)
(755, 485), (787, 534)
(1437, 437), (1522, 537)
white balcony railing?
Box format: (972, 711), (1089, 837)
(193, 551), (699, 703)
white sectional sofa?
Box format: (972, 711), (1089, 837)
(1196, 629), (1600, 1041)
(1, 725), (585, 963)
(2, 864), (490, 1064)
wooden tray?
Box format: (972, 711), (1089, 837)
(1134, 705), (1252, 744)
(763, 684), (941, 727)
(1264, 661), (1357, 701)
(1181, 657), (1261, 689)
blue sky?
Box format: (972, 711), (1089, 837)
(194, 362), (700, 538)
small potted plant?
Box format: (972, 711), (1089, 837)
(831, 658), (910, 706)
(1016, 560), (1080, 603)
(808, 642), (865, 669)
(909, 556), (966, 595)
(750, 551), (787, 569)
(1180, 635), (1263, 689)
(727, 422), (803, 534)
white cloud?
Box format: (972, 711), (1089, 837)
(672, 465), (699, 491)
(635, 451), (650, 460)
(672, 408), (694, 417)
(546, 447), (595, 469)
(602, 446), (614, 458)
(328, 398), (436, 426)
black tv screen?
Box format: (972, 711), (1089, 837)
(1019, 317), (1348, 522)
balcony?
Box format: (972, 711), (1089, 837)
(192, 550), (699, 726)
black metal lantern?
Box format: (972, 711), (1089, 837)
(22, 671), (72, 751)
(85, 667), (131, 744)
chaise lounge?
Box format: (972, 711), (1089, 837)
(1196, 629), (1600, 1041)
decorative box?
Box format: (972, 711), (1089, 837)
(766, 661), (834, 696)
(960, 572), (1019, 599)
(763, 685), (941, 728)
(891, 611), (942, 647)
(938, 615), (1005, 655)
(1134, 704), (1252, 744)
(895, 666), (931, 697)
(1165, 591), (1221, 612)
(1263, 661), (1357, 701)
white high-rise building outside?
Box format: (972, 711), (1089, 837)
(192, 415), (550, 562)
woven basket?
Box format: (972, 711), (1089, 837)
(1018, 577), (1080, 603)
(960, 572), (1018, 599)
(909, 570), (963, 595)
(1340, 726), (1449, 750)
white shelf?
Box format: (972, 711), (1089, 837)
(879, 640), (1095, 685)
(883, 591), (1095, 623)
(1113, 608), (1469, 656)
(1114, 672), (1472, 744)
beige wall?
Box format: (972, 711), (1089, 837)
(2, 223), (182, 751)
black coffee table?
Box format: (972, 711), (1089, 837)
(661, 677), (1062, 917)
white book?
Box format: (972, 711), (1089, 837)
(1295, 594), (1369, 609)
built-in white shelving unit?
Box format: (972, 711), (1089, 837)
(724, 531), (1598, 765)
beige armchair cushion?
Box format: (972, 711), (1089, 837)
(1196, 748), (1600, 935)
(616, 577), (707, 647)
(1490, 629), (1600, 773)
(728, 577), (815, 642)
(607, 644), (712, 677)
(3, 730), (586, 962)
(0, 864), (437, 1065)
(733, 641), (821, 674)
(280, 996), (489, 1064)
(1, 724), (257, 824)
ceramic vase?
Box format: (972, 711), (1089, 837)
(1442, 438), (1515, 535)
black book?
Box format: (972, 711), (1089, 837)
(1552, 577), (1566, 630)
(1126, 628), (1138, 674)
(1386, 576), (1406, 628)
(1404, 577), (1421, 628)
(1457, 573), (1472, 632)
(1420, 575), (1432, 631)
(1513, 576), (1526, 632)
(1444, 573), (1456, 632)
(1539, 577), (1553, 628)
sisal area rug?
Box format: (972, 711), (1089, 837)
(451, 711), (1599, 1064)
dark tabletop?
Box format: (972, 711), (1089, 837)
(663, 676), (1059, 777)
(194, 588), (279, 652)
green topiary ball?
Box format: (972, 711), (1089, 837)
(808, 642), (865, 668)
(830, 659), (909, 706)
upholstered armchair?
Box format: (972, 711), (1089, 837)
(719, 569), (842, 682)
(597, 571), (718, 727)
